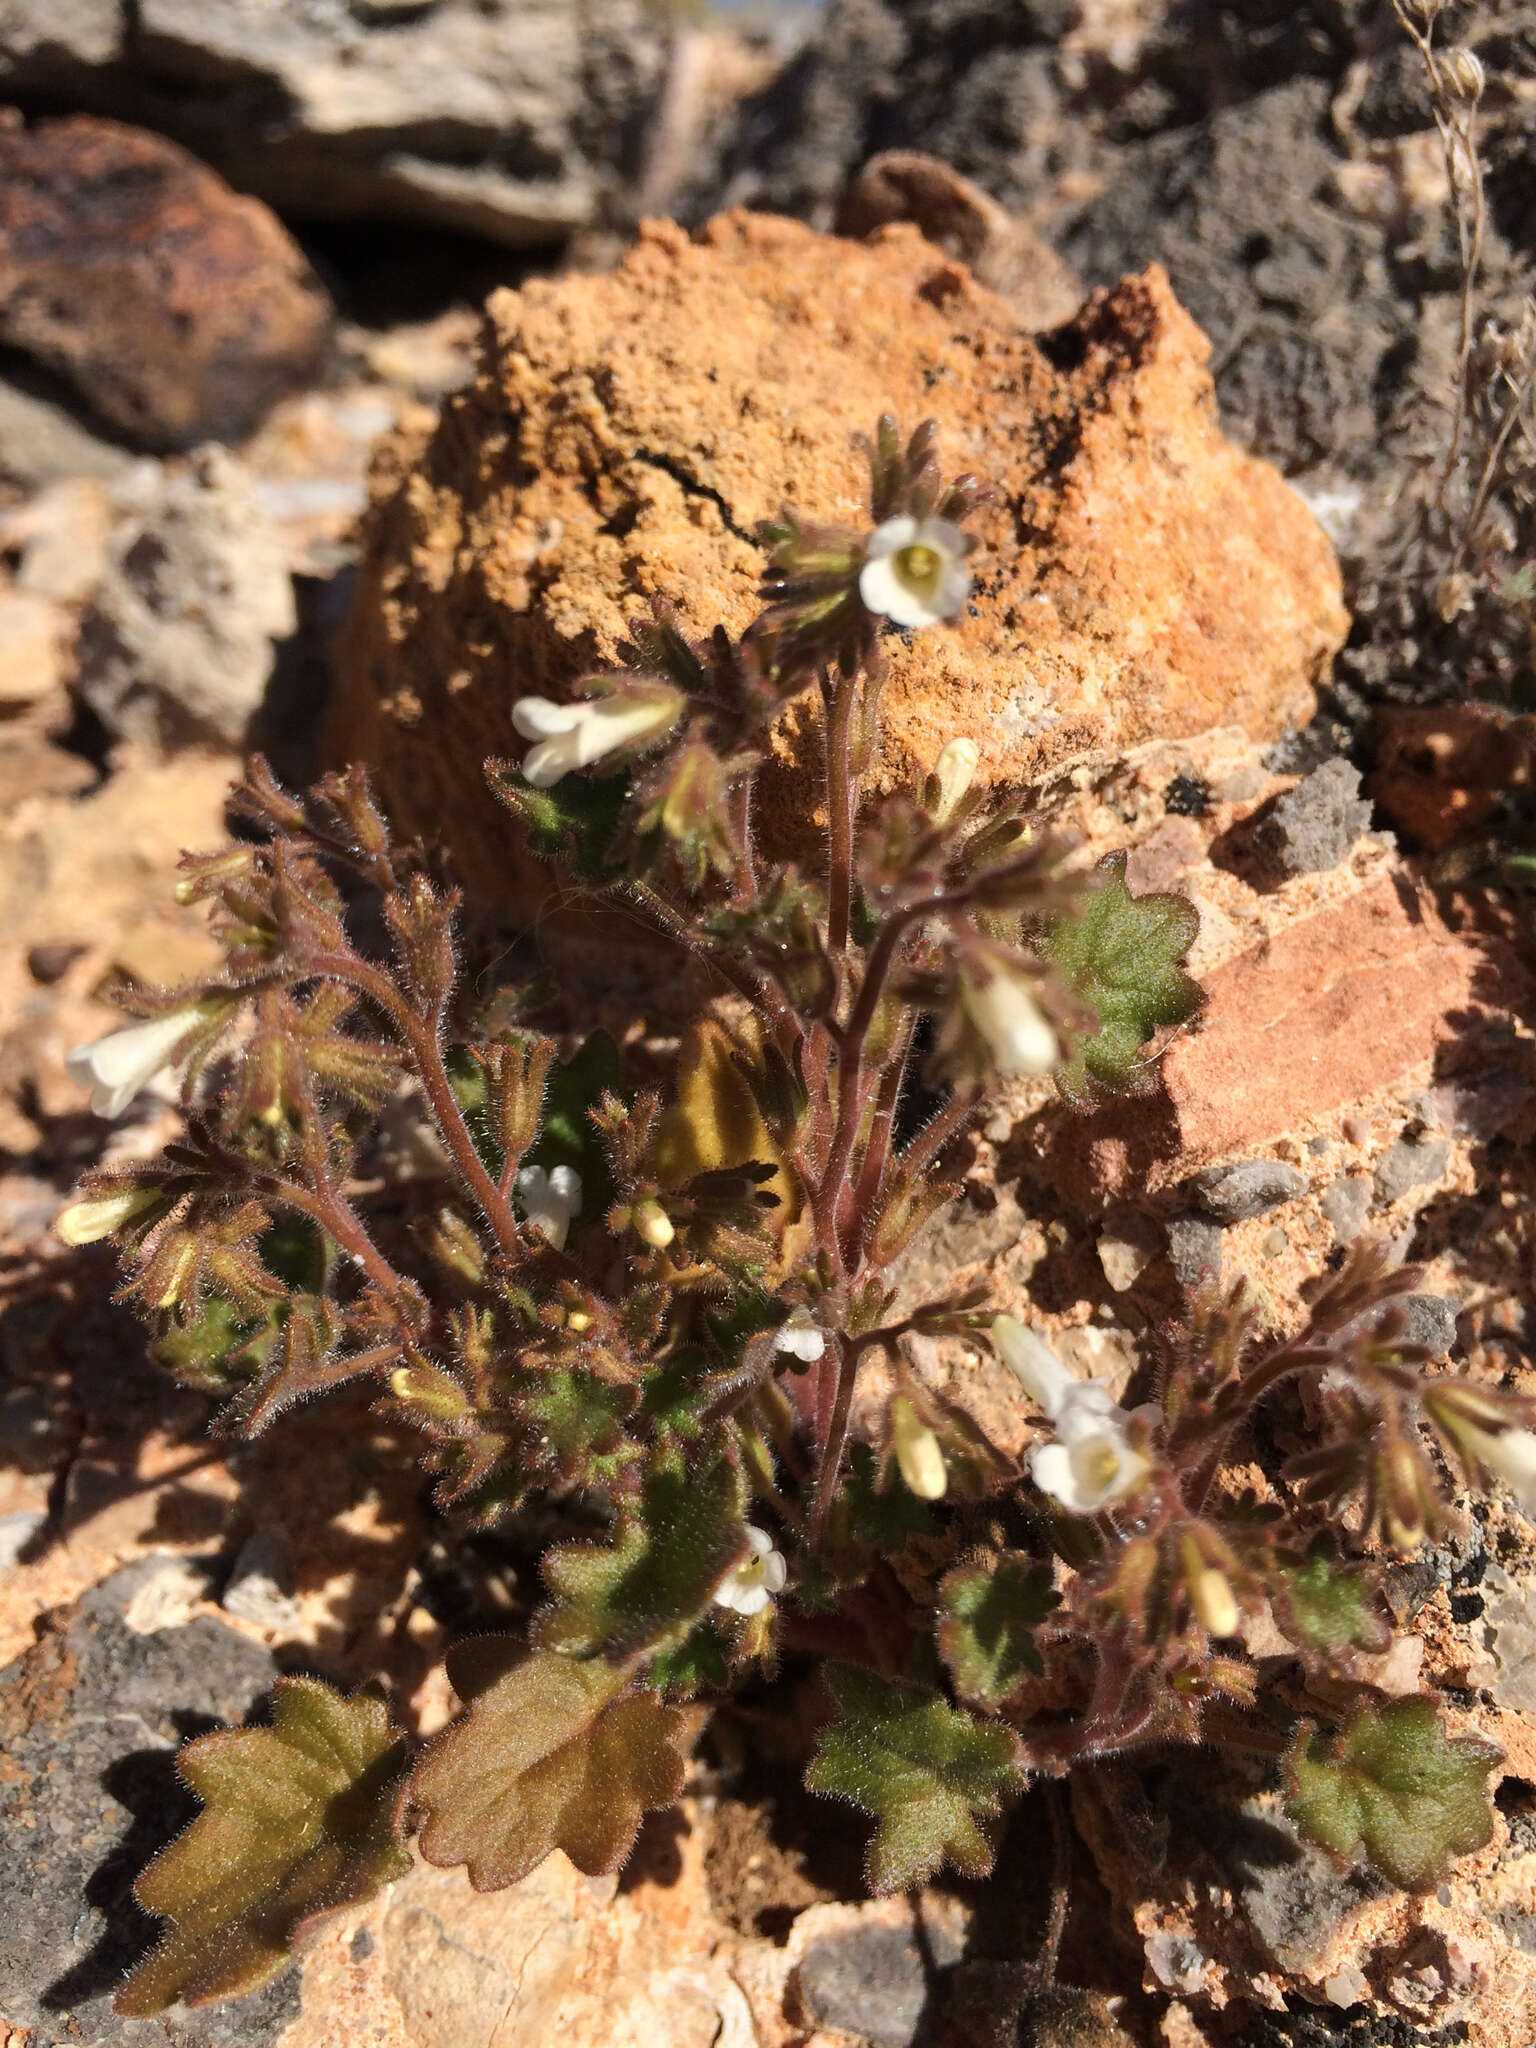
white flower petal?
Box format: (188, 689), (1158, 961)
(962, 963), (1057, 1076)
(992, 1316), (1076, 1420)
(731, 1583), (771, 1617)
(66, 1008), (204, 1119)
(55, 1187), (157, 1246)
(864, 514), (919, 559)
(512, 697), (586, 739)
(761, 1551), (788, 1594)
(515, 1163), (583, 1249)
(775, 1313), (826, 1363)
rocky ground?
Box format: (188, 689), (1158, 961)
(2, 1), (1535, 2044)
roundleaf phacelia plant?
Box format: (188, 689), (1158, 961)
(64, 418), (1524, 2016)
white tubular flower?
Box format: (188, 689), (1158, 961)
(1190, 1566), (1240, 1640)
(512, 690), (680, 788)
(931, 736), (980, 823)
(633, 1197), (675, 1250)
(515, 1163), (583, 1250)
(775, 1311), (826, 1363)
(960, 957), (1058, 1078)
(1475, 1427), (1536, 1516)
(55, 1186), (159, 1247)
(992, 1315), (1153, 1515)
(714, 1525), (788, 1617)
(66, 1007), (206, 1120)
(891, 1396), (947, 1501)
(859, 515), (971, 629)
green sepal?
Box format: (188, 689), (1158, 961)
(487, 763), (629, 879)
(535, 1443), (749, 1661)
(1042, 850), (1202, 1102)
(937, 1555), (1058, 1709)
(806, 1664), (1021, 1892)
(1273, 1549), (1392, 1659)
(1285, 1696), (1501, 1891)
(115, 1679), (411, 2015)
(414, 1649), (687, 1891)
(152, 1293), (268, 1393)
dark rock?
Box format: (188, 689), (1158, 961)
(0, 0), (666, 253)
(1195, 1160), (1307, 1223)
(1165, 1212), (1222, 1290)
(1372, 1132), (1450, 1207)
(1345, 1292), (1460, 1358)
(1320, 1174), (1372, 1246)
(1254, 758), (1373, 879)
(0, 115), (331, 450)
(797, 1917), (962, 2048)
(0, 1557), (296, 2045)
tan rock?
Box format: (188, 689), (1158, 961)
(330, 210), (1346, 916)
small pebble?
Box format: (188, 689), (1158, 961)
(1195, 1160), (1307, 1222)
(1166, 1213), (1222, 1291)
(1254, 757), (1372, 879)
(1320, 1175), (1371, 1245)
(1373, 1133), (1450, 1207)
(1098, 1231), (1152, 1293)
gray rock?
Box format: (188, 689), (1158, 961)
(0, 368), (137, 489)
(1165, 1212), (1222, 1290)
(1320, 1174), (1372, 1245)
(0, 1557), (296, 2045)
(75, 446), (296, 750)
(1345, 1292), (1459, 1357)
(1195, 1160), (1307, 1223)
(1254, 757), (1373, 879)
(1373, 1132), (1451, 1207)
(222, 1528), (302, 1630)
(0, 0), (666, 250)
(797, 1916), (963, 2048)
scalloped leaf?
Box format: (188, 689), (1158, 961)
(534, 1443), (748, 1660)
(1043, 850), (1202, 1101)
(1273, 1550), (1392, 1659)
(116, 1679), (411, 2016)
(938, 1555), (1059, 1709)
(510, 1367), (638, 1484)
(1285, 1696), (1500, 1891)
(806, 1664), (1021, 1892)
(413, 1649), (688, 1891)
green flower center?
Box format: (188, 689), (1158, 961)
(895, 542), (943, 594)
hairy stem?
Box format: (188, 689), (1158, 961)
(267, 1169), (412, 1306)
(825, 667), (857, 957)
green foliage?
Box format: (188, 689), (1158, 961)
(413, 1648), (688, 1889)
(488, 763), (629, 877)
(535, 1444), (748, 1659)
(938, 1555), (1058, 1708)
(838, 1442), (941, 1552)
(1043, 850), (1202, 1101)
(522, 1032), (625, 1199)
(1273, 1550), (1392, 1659)
(510, 1367), (638, 1485)
(117, 1679), (411, 2015)
(807, 1664), (1021, 1891)
(1285, 1697), (1500, 1889)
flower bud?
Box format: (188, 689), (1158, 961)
(1442, 47), (1484, 100)
(55, 1186), (160, 1247)
(891, 1395), (947, 1500)
(930, 737), (980, 823)
(959, 953), (1058, 1078)
(1191, 1567), (1240, 1639)
(633, 1197), (675, 1250)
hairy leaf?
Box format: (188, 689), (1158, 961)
(1285, 1696), (1500, 1890)
(414, 1649), (687, 1890)
(1043, 850), (1202, 1101)
(487, 763), (629, 878)
(1273, 1550), (1392, 1659)
(510, 1367), (638, 1484)
(806, 1664), (1020, 1891)
(535, 1444), (749, 1660)
(938, 1556), (1058, 1708)
(116, 1679), (411, 2015)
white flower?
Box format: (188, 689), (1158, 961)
(960, 957), (1058, 1078)
(775, 1311), (826, 1364)
(858, 515), (971, 629)
(992, 1315), (1153, 1515)
(512, 691), (679, 787)
(714, 1525), (787, 1617)
(891, 1396), (947, 1501)
(55, 1186), (159, 1247)
(515, 1163), (582, 1250)
(1189, 1566), (1240, 1640)
(66, 1007), (206, 1119)
(632, 1197), (675, 1250)
(931, 736), (980, 823)
(1475, 1426), (1536, 1516)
